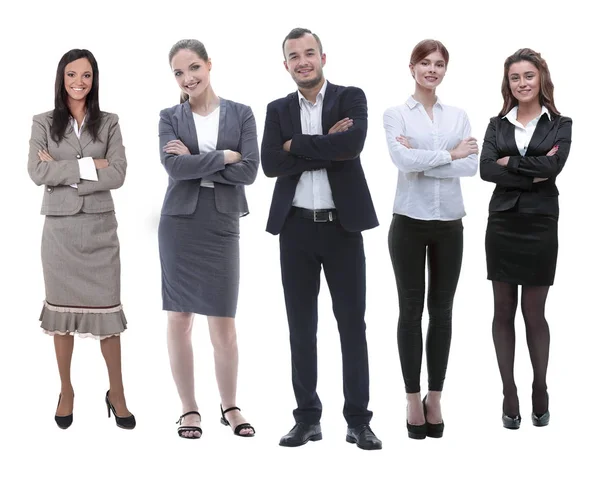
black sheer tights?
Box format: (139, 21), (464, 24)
(492, 281), (550, 417)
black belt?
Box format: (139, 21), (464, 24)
(291, 207), (338, 222)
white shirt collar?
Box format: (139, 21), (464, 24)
(298, 80), (328, 106)
(406, 95), (444, 110)
(503, 105), (551, 122)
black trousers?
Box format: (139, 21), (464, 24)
(279, 211), (372, 427)
(388, 214), (463, 393)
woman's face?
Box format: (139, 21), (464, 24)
(64, 57), (93, 102)
(508, 60), (541, 106)
(410, 50), (446, 90)
(171, 49), (211, 100)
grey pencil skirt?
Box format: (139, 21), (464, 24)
(39, 211), (127, 339)
(158, 187), (240, 318)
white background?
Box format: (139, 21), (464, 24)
(0, 0), (597, 476)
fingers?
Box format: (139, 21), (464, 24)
(37, 150), (54, 161)
(329, 118), (353, 134)
(547, 145), (559, 156)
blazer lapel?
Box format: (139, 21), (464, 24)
(321, 82), (337, 133)
(499, 118), (519, 155)
(63, 122), (83, 153)
(78, 121), (95, 150)
(288, 92), (302, 134)
(526, 114), (554, 155)
(215, 97), (227, 150)
(183, 100), (200, 154)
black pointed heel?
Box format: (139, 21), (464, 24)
(54, 393), (74, 430)
(105, 390), (136, 430)
(177, 411), (202, 439)
(220, 405), (255, 437)
(423, 395), (444, 438)
(532, 392), (550, 427)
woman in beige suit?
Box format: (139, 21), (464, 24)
(28, 49), (135, 430)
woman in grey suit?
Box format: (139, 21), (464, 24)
(158, 39), (259, 439)
(27, 49), (135, 429)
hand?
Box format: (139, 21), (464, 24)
(533, 177), (548, 183)
(282, 140), (292, 152)
(224, 150), (242, 165)
(163, 139), (191, 156)
(451, 137), (479, 160)
(547, 144), (559, 156)
(496, 156), (509, 167)
(38, 150), (54, 162)
(328, 118), (353, 134)
(94, 159), (109, 169)
(395, 135), (412, 149)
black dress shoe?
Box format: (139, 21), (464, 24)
(346, 424), (382, 450)
(532, 392), (550, 427)
(423, 396), (444, 438)
(502, 413), (521, 429)
(54, 393), (73, 430)
(279, 422), (322, 447)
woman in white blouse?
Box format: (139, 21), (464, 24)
(383, 39), (478, 440)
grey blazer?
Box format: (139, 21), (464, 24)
(158, 98), (259, 216)
(28, 111), (127, 215)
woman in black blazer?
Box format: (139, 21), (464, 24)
(480, 48), (572, 429)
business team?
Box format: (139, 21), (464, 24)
(27, 27), (572, 447)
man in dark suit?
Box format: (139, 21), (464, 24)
(261, 27), (381, 450)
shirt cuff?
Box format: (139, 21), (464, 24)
(69, 184), (78, 189)
(443, 150), (452, 163)
(78, 157), (98, 181)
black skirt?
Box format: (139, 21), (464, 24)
(485, 211), (558, 286)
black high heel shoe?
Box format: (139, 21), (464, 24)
(502, 396), (521, 429)
(532, 392), (550, 427)
(54, 393), (74, 430)
(105, 390), (136, 430)
(406, 402), (427, 440)
(220, 405), (255, 437)
(423, 395), (444, 438)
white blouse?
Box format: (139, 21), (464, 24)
(193, 106), (220, 188)
(383, 96), (478, 221)
(503, 105), (551, 156)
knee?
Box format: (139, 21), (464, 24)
(211, 325), (238, 353)
(168, 312), (194, 335)
(399, 291), (425, 326)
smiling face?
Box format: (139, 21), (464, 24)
(283, 33), (326, 89)
(64, 57), (93, 102)
(171, 49), (211, 100)
(508, 60), (541, 106)
(410, 50), (446, 90)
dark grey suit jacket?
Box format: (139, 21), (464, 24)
(158, 98), (259, 216)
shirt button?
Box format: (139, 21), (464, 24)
(76, 154), (81, 159)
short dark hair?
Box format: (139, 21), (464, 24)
(282, 27), (323, 58)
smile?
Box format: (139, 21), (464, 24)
(185, 82), (199, 90)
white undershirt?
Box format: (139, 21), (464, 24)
(503, 105), (551, 156)
(69, 116), (98, 188)
(193, 107), (220, 188)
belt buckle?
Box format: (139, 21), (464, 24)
(313, 210), (332, 222)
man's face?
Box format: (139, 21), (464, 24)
(283, 33), (326, 89)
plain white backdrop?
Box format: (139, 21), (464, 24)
(0, 0), (597, 476)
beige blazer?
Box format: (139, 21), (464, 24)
(28, 111), (127, 215)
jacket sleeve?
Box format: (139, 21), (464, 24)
(77, 114), (127, 195)
(159, 109), (226, 180)
(479, 117), (533, 190)
(383, 107), (452, 172)
(505, 117), (572, 178)
(27, 115), (81, 186)
(423, 110), (478, 178)
(289, 87), (367, 161)
(261, 102), (331, 178)
(202, 106), (260, 186)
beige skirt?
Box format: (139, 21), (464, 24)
(39, 211), (127, 339)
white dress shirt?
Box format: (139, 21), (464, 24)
(69, 116), (98, 189)
(503, 105), (551, 156)
(383, 96), (478, 221)
(292, 80), (336, 210)
(193, 106), (220, 188)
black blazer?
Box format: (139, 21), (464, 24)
(261, 81), (378, 235)
(480, 113), (572, 216)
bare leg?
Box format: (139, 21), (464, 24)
(167, 311), (200, 438)
(208, 316), (253, 436)
(100, 335), (132, 417)
(54, 334), (75, 416)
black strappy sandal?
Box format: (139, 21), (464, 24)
(176, 411), (203, 439)
(220, 405), (255, 437)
